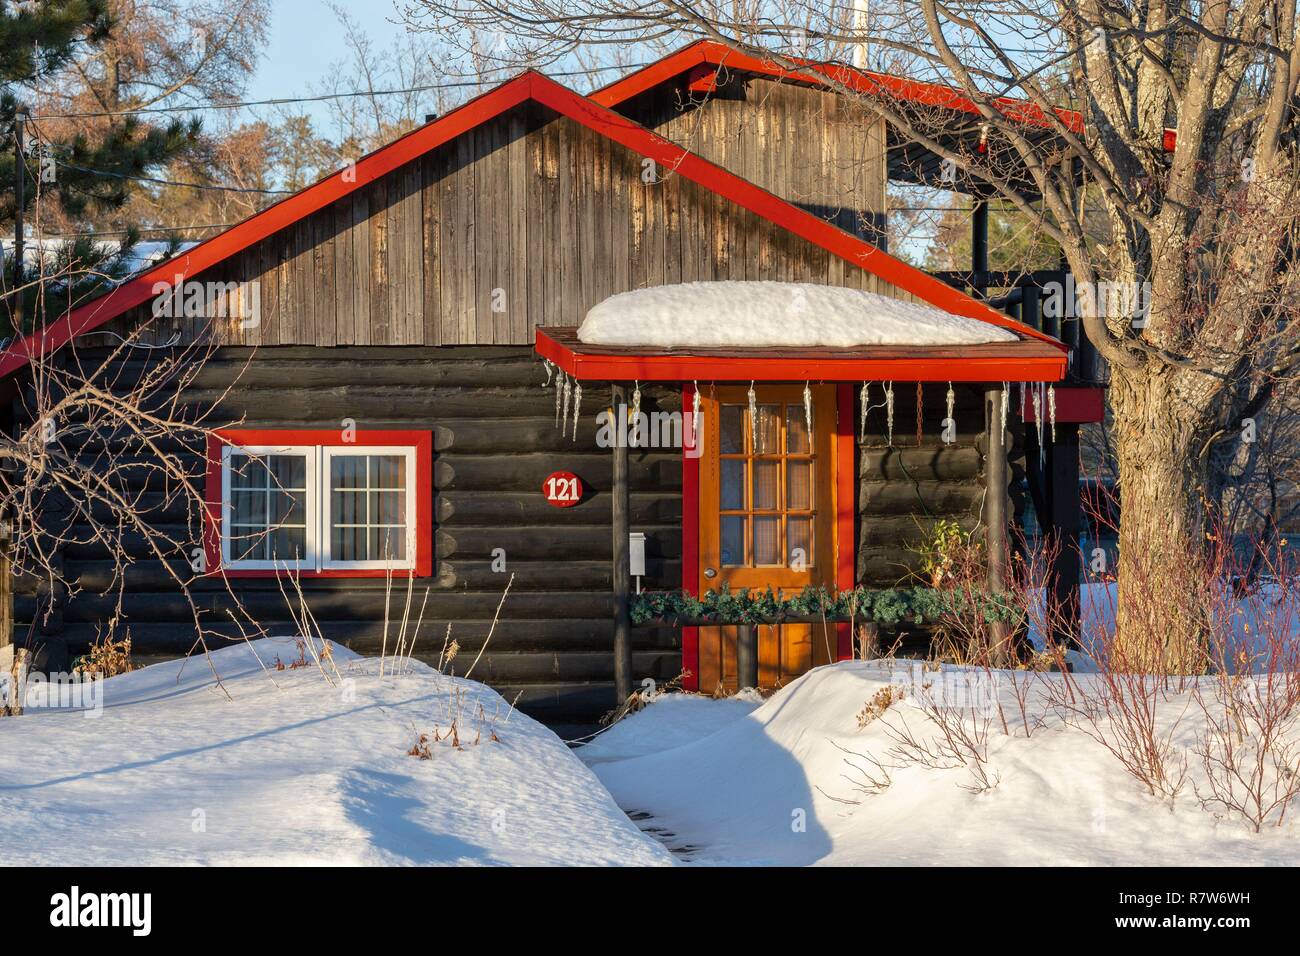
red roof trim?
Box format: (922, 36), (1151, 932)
(593, 39), (1178, 150)
(592, 40), (1086, 135)
(2, 68), (1060, 377)
(536, 328), (1069, 383)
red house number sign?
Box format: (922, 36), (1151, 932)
(543, 472), (583, 508)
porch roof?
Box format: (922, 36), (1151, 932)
(535, 326), (1069, 383)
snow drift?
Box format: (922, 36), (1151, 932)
(0, 639), (672, 866)
(576, 281), (1019, 348)
(586, 662), (1300, 866)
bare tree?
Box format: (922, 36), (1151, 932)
(0, 253), (266, 701)
(402, 0), (1300, 670)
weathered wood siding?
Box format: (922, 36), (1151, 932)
(612, 74), (889, 246)
(14, 347), (683, 724)
(103, 101), (909, 349)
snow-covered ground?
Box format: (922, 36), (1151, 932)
(577, 281), (1020, 348)
(7, 634), (1297, 867)
(0, 639), (671, 866)
(583, 663), (1300, 866)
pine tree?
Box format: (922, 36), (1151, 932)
(1, 0), (200, 334)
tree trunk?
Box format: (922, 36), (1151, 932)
(1109, 373), (1213, 673)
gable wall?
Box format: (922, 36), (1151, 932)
(612, 75), (889, 246)
(104, 101), (914, 348)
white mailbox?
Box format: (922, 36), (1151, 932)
(629, 532), (647, 587)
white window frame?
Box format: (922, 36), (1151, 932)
(221, 444), (319, 571)
(220, 442), (418, 573)
(321, 446), (418, 572)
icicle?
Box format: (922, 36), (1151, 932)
(747, 381), (759, 453)
(1000, 381), (1010, 440)
(630, 381), (642, 448)
(946, 381), (955, 424)
(803, 382), (813, 444)
(560, 375), (572, 437)
(541, 359), (555, 388)
(691, 381), (701, 448)
(555, 371), (565, 426)
(1018, 381), (1026, 425)
(885, 381), (895, 447)
(1033, 383), (1045, 469)
(571, 382), (582, 442)
(1048, 384), (1057, 443)
(859, 382), (870, 441)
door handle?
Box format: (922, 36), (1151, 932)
(703, 567), (717, 579)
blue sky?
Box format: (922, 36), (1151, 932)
(246, 0), (410, 119)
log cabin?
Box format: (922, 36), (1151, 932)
(0, 43), (1104, 728)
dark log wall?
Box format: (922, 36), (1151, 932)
(102, 100), (912, 350)
(612, 74), (889, 246)
(14, 346), (684, 725)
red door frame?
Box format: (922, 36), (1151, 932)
(679, 383), (854, 690)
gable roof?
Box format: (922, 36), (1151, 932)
(0, 68), (1064, 378)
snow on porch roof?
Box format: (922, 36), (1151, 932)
(577, 282), (1019, 349)
(536, 283), (1068, 383)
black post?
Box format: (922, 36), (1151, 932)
(971, 198), (989, 298)
(611, 383), (633, 703)
(1047, 423), (1082, 647)
(736, 625), (758, 689)
(12, 107), (27, 332)
(984, 387), (1009, 659)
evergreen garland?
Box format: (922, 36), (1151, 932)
(630, 585), (1024, 628)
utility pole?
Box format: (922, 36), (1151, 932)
(852, 0), (870, 69)
(12, 106), (27, 333)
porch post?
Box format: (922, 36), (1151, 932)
(1047, 423), (1082, 647)
(971, 198), (989, 298)
(611, 383), (633, 703)
(736, 625), (758, 690)
(984, 387), (1010, 657)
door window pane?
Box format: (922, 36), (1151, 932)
(787, 460), (812, 510)
(786, 404), (811, 453)
(752, 460), (778, 510)
(720, 406), (744, 453)
(788, 517), (813, 567)
(721, 516), (746, 566)
(721, 459), (745, 510)
(753, 516), (780, 565)
(752, 405), (779, 454)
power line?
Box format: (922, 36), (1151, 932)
(31, 61), (657, 120)
(55, 159), (294, 195)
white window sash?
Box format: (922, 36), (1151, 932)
(220, 444), (319, 571)
(320, 446), (418, 571)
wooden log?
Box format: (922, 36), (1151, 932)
(859, 446), (982, 481)
(436, 490), (679, 526)
(436, 526), (680, 562)
(434, 453), (681, 492)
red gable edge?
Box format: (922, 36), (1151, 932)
(0, 69), (1065, 379)
(593, 39), (1178, 151)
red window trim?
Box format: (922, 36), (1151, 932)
(204, 428), (433, 579)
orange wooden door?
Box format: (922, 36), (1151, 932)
(698, 385), (839, 692)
